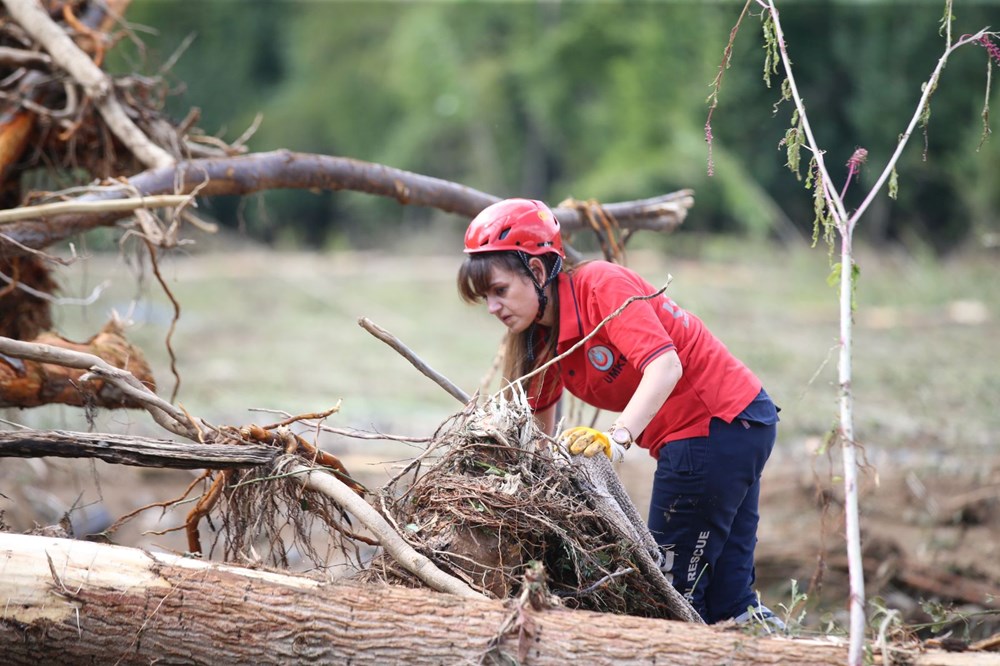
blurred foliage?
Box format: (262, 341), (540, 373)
(111, 0), (999, 254)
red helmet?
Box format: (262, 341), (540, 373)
(464, 198), (564, 258)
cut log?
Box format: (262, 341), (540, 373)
(1, 533), (995, 666)
(0, 320), (155, 408)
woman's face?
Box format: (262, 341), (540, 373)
(483, 264), (541, 334)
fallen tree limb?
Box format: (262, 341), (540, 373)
(2, 533), (992, 666)
(0, 429), (276, 469)
(0, 532), (819, 664)
(0, 150), (692, 257)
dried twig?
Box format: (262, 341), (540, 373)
(358, 316), (471, 404)
(0, 194), (192, 224)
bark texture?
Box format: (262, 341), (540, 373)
(0, 533), (843, 666)
(0, 429), (276, 469)
(4, 533), (995, 665)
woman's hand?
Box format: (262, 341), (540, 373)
(558, 426), (625, 462)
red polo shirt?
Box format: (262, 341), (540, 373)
(527, 261), (761, 457)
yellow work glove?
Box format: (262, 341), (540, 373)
(558, 426), (624, 463)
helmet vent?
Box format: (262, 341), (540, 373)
(498, 227), (512, 240)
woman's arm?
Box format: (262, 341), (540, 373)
(617, 350), (682, 439)
(534, 403), (558, 437)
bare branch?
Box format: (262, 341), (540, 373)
(0, 429), (276, 469)
(0, 194), (192, 224)
(358, 317), (471, 404)
(0, 45), (51, 68)
(0, 151), (691, 258)
(0, 334), (193, 437)
(293, 463), (486, 600)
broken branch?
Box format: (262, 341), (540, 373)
(0, 428), (276, 469)
(359, 316), (470, 404)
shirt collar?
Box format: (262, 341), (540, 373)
(556, 272), (584, 344)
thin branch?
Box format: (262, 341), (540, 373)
(259, 404), (342, 431)
(0, 45), (51, 67)
(0, 233), (73, 264)
(848, 29), (988, 227)
(0, 335), (194, 438)
(763, 2), (848, 229)
(0, 269), (107, 305)
(358, 317), (471, 404)
(141, 238), (182, 403)
(0, 194), (192, 224)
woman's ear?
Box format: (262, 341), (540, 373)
(527, 256), (547, 285)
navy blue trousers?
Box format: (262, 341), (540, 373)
(647, 390), (778, 624)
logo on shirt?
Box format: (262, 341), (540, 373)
(661, 297), (690, 328)
(587, 345), (615, 371)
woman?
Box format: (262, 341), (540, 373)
(457, 198), (782, 627)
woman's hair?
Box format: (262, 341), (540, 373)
(457, 251), (563, 391)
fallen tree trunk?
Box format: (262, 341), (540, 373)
(0, 150), (693, 257)
(1, 533), (994, 666)
(0, 532), (834, 665)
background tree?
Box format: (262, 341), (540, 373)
(116, 1), (998, 252)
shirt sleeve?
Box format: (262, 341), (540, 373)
(587, 271), (677, 372)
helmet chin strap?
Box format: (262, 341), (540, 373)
(516, 252), (563, 363)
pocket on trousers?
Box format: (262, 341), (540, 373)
(660, 437), (708, 476)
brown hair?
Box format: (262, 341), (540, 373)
(457, 251), (563, 392)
